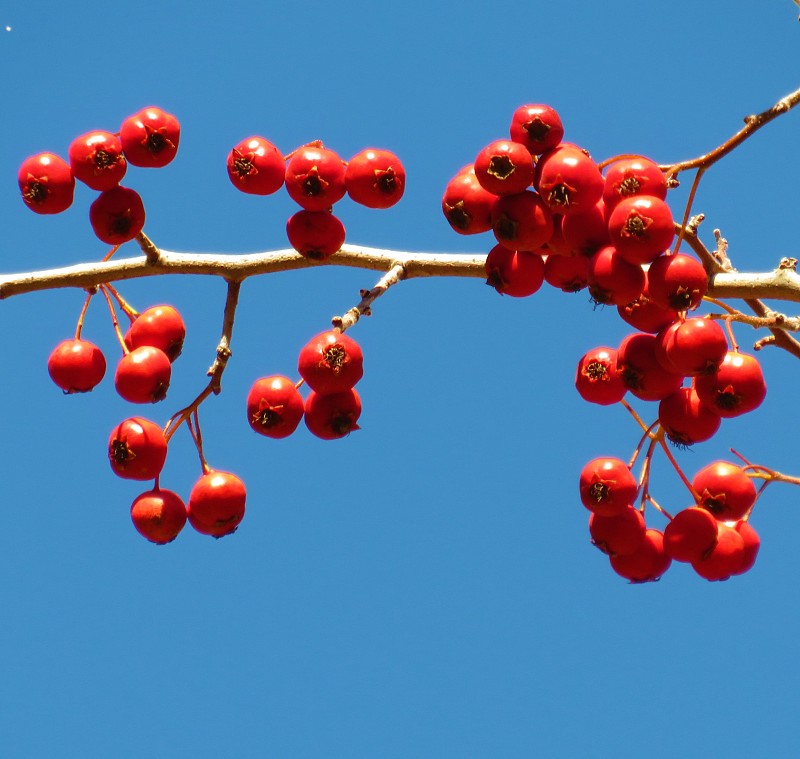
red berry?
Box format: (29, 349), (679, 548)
(108, 417), (168, 481)
(657, 317), (728, 377)
(119, 106), (180, 168)
(694, 352), (766, 418)
(47, 338), (106, 393)
(474, 139), (534, 196)
(692, 461), (757, 522)
(734, 521), (760, 575)
(18, 152), (75, 214)
(286, 210), (346, 261)
(610, 529), (671, 583)
(579, 457), (638, 517)
(114, 346), (172, 404)
(575, 346), (627, 406)
(692, 523), (745, 581)
(484, 246), (545, 297)
(130, 488), (187, 545)
(227, 136), (285, 195)
(587, 245), (645, 306)
(509, 104), (564, 155)
(535, 146), (604, 216)
(647, 253), (708, 311)
(560, 201), (610, 257)
(124, 305), (186, 362)
(246, 376), (305, 439)
(617, 282), (678, 334)
(187, 470), (246, 538)
(543, 253), (589, 292)
(589, 505), (646, 557)
(663, 507), (719, 562)
(607, 196), (674, 264)
(89, 186), (146, 245)
(658, 387), (721, 446)
(617, 332), (683, 402)
(284, 145), (346, 211)
(297, 330), (363, 394)
(68, 131), (127, 191)
(602, 156), (667, 211)
(442, 170), (495, 235)
(491, 190), (554, 251)
(345, 148), (405, 208)
(304, 389), (362, 440)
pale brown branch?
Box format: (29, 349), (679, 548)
(332, 262), (407, 332)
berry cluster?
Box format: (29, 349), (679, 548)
(247, 329), (364, 441)
(18, 106), (180, 244)
(444, 102), (772, 583)
(227, 138), (405, 260)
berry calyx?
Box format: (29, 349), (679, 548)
(297, 330), (364, 394)
(575, 346), (626, 406)
(47, 338), (106, 393)
(114, 346), (172, 404)
(473, 140), (534, 196)
(509, 104), (564, 155)
(246, 376), (305, 439)
(345, 148), (406, 208)
(187, 470), (246, 538)
(18, 152), (75, 215)
(119, 106), (180, 168)
(108, 417), (168, 481)
(130, 488), (187, 545)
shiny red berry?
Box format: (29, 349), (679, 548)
(694, 352), (766, 418)
(589, 505), (646, 557)
(474, 139), (534, 196)
(187, 470), (246, 538)
(575, 346), (626, 406)
(607, 196), (674, 265)
(617, 332), (683, 402)
(227, 136), (285, 195)
(602, 156), (667, 211)
(345, 148), (405, 209)
(647, 253), (708, 311)
(124, 305), (186, 363)
(68, 131), (127, 191)
(246, 376), (305, 439)
(535, 145), (604, 216)
(692, 523), (745, 581)
(658, 387), (721, 446)
(442, 169), (495, 235)
(286, 210), (345, 261)
(18, 152), (75, 214)
(89, 186), (146, 245)
(298, 330), (363, 394)
(509, 104), (564, 155)
(285, 145), (346, 211)
(119, 106), (180, 168)
(491, 190), (554, 251)
(610, 529), (671, 583)
(304, 389), (362, 440)
(543, 253), (590, 292)
(692, 461), (757, 521)
(108, 417), (168, 481)
(130, 488), (187, 545)
(47, 338), (106, 393)
(484, 246), (545, 297)
(587, 245), (645, 306)
(663, 507), (719, 563)
(579, 457), (638, 517)
(114, 346), (171, 403)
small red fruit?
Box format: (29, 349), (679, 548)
(575, 347), (626, 406)
(304, 389), (362, 440)
(692, 461), (757, 522)
(108, 417), (168, 481)
(474, 140), (534, 196)
(610, 529), (671, 583)
(607, 196), (675, 264)
(18, 152), (75, 214)
(587, 246), (645, 306)
(285, 145), (346, 211)
(68, 131), (127, 191)
(298, 330), (364, 394)
(579, 457), (638, 517)
(663, 507), (719, 562)
(89, 186), (146, 245)
(535, 146), (604, 216)
(694, 351), (766, 418)
(124, 305), (186, 362)
(484, 246), (545, 297)
(119, 106), (180, 168)
(286, 210), (346, 261)
(543, 253), (590, 292)
(227, 136), (285, 195)
(509, 104), (564, 155)
(114, 346), (172, 403)
(442, 170), (495, 235)
(589, 505), (646, 557)
(345, 148), (405, 208)
(647, 253), (708, 311)
(47, 338), (106, 393)
(491, 190), (554, 251)
(130, 488), (187, 545)
(658, 387), (721, 446)
(602, 156), (667, 211)
(246, 376), (305, 439)
(692, 523), (745, 581)
(187, 470), (246, 538)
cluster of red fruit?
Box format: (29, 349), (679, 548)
(18, 106), (180, 244)
(443, 102), (768, 582)
(246, 329), (364, 441)
(226, 137), (405, 260)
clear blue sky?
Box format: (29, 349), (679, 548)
(2, 2), (800, 757)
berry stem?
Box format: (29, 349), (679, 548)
(99, 285), (130, 354)
(671, 167), (705, 256)
(103, 283), (139, 322)
(74, 288), (96, 340)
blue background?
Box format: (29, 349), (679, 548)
(2, 2), (800, 757)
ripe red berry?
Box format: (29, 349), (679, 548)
(474, 140), (534, 196)
(692, 461), (757, 522)
(47, 338), (106, 393)
(187, 470), (246, 538)
(602, 156), (667, 212)
(18, 152), (75, 214)
(345, 148), (405, 209)
(617, 332), (683, 402)
(304, 389), (362, 440)
(509, 104), (564, 155)
(114, 346), (172, 403)
(484, 246), (545, 297)
(587, 245), (645, 306)
(286, 210), (346, 261)
(610, 529), (671, 583)
(535, 146), (604, 216)
(68, 131), (127, 191)
(617, 282), (678, 334)
(579, 457), (638, 517)
(607, 196), (674, 265)
(89, 186), (146, 245)
(656, 318), (728, 377)
(491, 190), (554, 251)
(543, 253), (590, 292)
(663, 507), (719, 563)
(691, 523), (745, 581)
(734, 521), (760, 575)
(589, 505), (646, 557)
(119, 106), (180, 168)
(442, 169), (495, 235)
(108, 417), (168, 481)
(285, 145), (346, 211)
(560, 201), (610, 257)
(130, 488), (187, 545)
(124, 305), (186, 362)
(575, 346), (627, 406)
(298, 330), (364, 394)
(647, 253), (708, 311)
(658, 387), (721, 446)
(694, 352), (767, 418)
(227, 136), (285, 195)
(246, 376), (305, 439)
